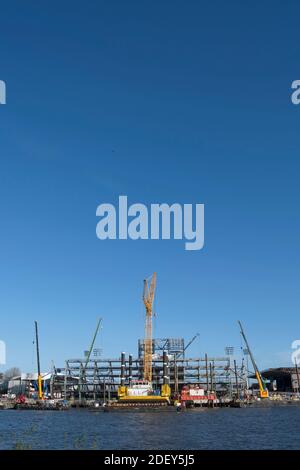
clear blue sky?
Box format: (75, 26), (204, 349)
(0, 1), (299, 373)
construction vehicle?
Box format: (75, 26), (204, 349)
(238, 320), (269, 399)
(35, 321), (43, 400)
(78, 318), (102, 401)
(118, 273), (171, 405)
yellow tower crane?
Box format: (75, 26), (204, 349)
(143, 272), (156, 384)
(117, 272), (170, 404)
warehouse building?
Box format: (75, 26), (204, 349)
(260, 367), (300, 392)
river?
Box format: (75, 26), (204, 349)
(0, 406), (299, 450)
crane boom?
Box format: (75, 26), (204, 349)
(184, 333), (199, 354)
(238, 320), (268, 398)
(143, 272), (156, 383)
(176, 333), (199, 358)
(34, 321), (43, 400)
(84, 318), (102, 371)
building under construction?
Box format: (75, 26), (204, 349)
(2, 273), (299, 409)
(49, 349), (243, 402)
(20, 273), (259, 405)
(47, 272), (247, 403)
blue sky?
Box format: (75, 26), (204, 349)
(0, 1), (299, 372)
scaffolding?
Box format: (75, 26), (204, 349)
(52, 354), (241, 402)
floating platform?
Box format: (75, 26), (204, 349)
(108, 398), (169, 409)
(0, 401), (16, 410)
(14, 401), (70, 411)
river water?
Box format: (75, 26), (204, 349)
(0, 406), (299, 450)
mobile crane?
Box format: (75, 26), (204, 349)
(238, 320), (269, 399)
(34, 321), (43, 400)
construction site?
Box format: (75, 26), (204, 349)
(1, 272), (300, 410)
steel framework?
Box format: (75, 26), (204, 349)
(51, 354), (244, 402)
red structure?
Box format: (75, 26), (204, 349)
(181, 385), (216, 405)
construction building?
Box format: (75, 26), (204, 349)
(50, 347), (243, 402)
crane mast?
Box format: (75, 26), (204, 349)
(143, 272), (156, 383)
